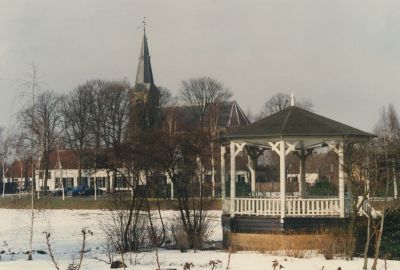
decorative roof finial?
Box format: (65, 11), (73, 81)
(290, 93), (295, 106)
(142, 17), (147, 33)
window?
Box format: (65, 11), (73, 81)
(116, 177), (128, 188)
(65, 178), (74, 188)
(55, 178), (62, 188)
(90, 177), (106, 188)
(78, 177), (88, 187)
(39, 172), (51, 179)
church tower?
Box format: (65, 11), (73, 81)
(131, 29), (160, 128)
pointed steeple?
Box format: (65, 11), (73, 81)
(131, 25), (160, 128)
(135, 31), (154, 86)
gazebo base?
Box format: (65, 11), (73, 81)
(226, 232), (344, 253)
(222, 214), (359, 249)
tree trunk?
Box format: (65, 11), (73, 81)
(393, 162), (398, 199)
(106, 172), (110, 193)
(372, 216), (385, 270)
(111, 170), (116, 193)
(78, 158), (82, 187)
(363, 217), (371, 269)
(372, 139), (391, 270)
(28, 165), (35, 260)
(44, 151), (50, 195)
(2, 160), (5, 198)
(210, 142), (215, 198)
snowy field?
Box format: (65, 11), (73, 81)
(0, 209), (399, 270)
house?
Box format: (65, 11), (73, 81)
(34, 149), (130, 192)
(3, 159), (34, 193)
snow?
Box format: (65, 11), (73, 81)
(0, 209), (398, 270)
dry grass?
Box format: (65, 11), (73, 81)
(228, 230), (355, 259)
(317, 227), (356, 260)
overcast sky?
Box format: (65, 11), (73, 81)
(1, 0), (400, 132)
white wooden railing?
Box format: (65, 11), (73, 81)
(286, 197), (340, 216)
(224, 196), (346, 217)
(234, 197), (281, 216)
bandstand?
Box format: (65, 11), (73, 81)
(220, 98), (374, 238)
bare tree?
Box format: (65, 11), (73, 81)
(85, 80), (109, 195)
(19, 90), (62, 195)
(180, 76), (232, 124)
(180, 76), (232, 197)
(99, 81), (131, 193)
(0, 127), (12, 198)
(158, 86), (175, 108)
(11, 132), (31, 196)
(375, 104), (400, 199)
(260, 92), (314, 117)
(17, 62), (43, 260)
(0, 127), (9, 198)
(157, 124), (212, 249)
(61, 84), (95, 187)
(369, 104), (400, 270)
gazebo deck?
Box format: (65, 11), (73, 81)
(223, 195), (352, 217)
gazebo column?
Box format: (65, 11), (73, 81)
(269, 140), (296, 223)
(338, 142), (346, 218)
(229, 141), (246, 217)
(297, 149), (312, 196)
(279, 141), (286, 223)
(299, 149), (306, 196)
(221, 145), (226, 200)
(230, 141), (236, 217)
(345, 144), (353, 198)
(245, 147), (265, 197)
(329, 141), (346, 218)
(248, 157), (256, 196)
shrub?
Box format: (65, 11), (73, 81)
(169, 213), (212, 251)
(318, 226), (355, 259)
(101, 196), (150, 253)
(225, 178), (251, 197)
(381, 209), (400, 259)
(309, 180), (337, 196)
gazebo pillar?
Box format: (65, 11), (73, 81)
(270, 140), (296, 223)
(248, 157), (256, 196)
(229, 141), (246, 217)
(230, 141), (236, 217)
(245, 147), (265, 197)
(329, 141), (347, 218)
(221, 145), (226, 200)
(279, 140), (286, 223)
(338, 142), (346, 218)
(299, 149), (307, 196)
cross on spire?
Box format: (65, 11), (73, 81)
(135, 18), (154, 85)
(142, 17), (146, 33)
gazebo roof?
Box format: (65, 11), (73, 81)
(225, 106), (375, 140)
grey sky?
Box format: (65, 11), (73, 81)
(1, 0), (400, 132)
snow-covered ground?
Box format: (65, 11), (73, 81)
(0, 209), (398, 270)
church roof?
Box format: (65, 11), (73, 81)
(226, 105), (375, 139)
(162, 101), (250, 130)
(134, 32), (154, 91)
(218, 101), (251, 127)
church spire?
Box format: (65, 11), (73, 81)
(135, 28), (154, 86)
(131, 21), (160, 128)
